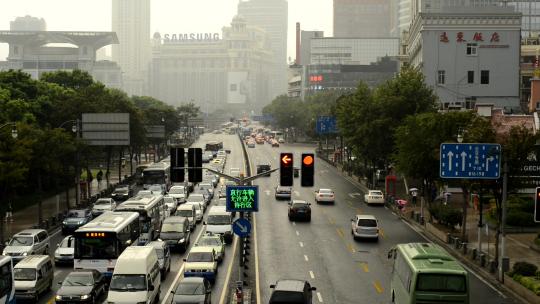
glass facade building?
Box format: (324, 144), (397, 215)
(505, 1), (540, 37)
(310, 38), (399, 65)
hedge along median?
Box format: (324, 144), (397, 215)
(508, 261), (540, 299)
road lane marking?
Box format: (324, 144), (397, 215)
(317, 292), (323, 303)
(373, 280), (384, 294)
(379, 228), (385, 238)
(295, 230), (299, 236)
(347, 243), (355, 253)
(309, 270), (315, 279)
(292, 221), (296, 226)
(299, 241), (304, 248)
(359, 262), (369, 272)
(219, 234), (239, 304)
(304, 255), (309, 262)
(336, 228), (344, 239)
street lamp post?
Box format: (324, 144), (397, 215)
(59, 119), (81, 206)
(0, 122), (17, 244)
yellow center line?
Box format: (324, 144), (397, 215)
(359, 262), (369, 272)
(336, 228), (344, 239)
(328, 217), (335, 225)
(379, 228), (385, 238)
(347, 243), (355, 253)
(373, 280), (384, 294)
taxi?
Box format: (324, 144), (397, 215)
(183, 246), (218, 283)
(194, 233), (225, 262)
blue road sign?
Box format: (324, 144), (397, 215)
(226, 185), (259, 212)
(316, 116), (338, 134)
(440, 143), (501, 179)
(232, 218), (252, 237)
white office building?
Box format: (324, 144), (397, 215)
(407, 4), (521, 110)
(112, 0), (151, 96)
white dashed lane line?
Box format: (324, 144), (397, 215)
(304, 255), (309, 262)
(309, 271), (315, 279)
(317, 292), (323, 303)
(295, 230), (299, 236)
(299, 241), (304, 248)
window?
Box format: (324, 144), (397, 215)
(467, 71), (474, 84)
(438, 70), (446, 85)
(481, 70), (490, 84)
(0, 263), (12, 298)
(465, 97), (476, 109)
(466, 43), (477, 55)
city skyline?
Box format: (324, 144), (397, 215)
(0, 0), (333, 64)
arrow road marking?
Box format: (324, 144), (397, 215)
(461, 151), (467, 171)
(486, 156), (494, 171)
(447, 151), (454, 171)
(235, 221), (248, 233)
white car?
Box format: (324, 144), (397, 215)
(91, 198), (116, 216)
(315, 188), (335, 204)
(168, 185), (187, 203)
(185, 202), (204, 223)
(163, 196), (178, 214)
(351, 214), (379, 240)
(54, 235), (75, 264)
(364, 190), (385, 205)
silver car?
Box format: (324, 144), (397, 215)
(3, 229), (50, 263)
(54, 235), (74, 264)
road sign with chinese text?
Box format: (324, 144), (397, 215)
(226, 185), (259, 212)
(440, 143), (501, 179)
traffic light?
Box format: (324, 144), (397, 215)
(170, 148), (184, 183)
(301, 153), (315, 187)
(280, 153), (293, 186)
(534, 187), (540, 223)
(188, 148), (202, 183)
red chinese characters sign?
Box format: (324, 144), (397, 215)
(439, 32), (501, 43)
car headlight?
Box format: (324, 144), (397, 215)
(80, 294), (90, 300)
(22, 252), (28, 256)
(56, 295), (63, 300)
(178, 238), (185, 243)
(1, 250), (6, 255)
(62, 221), (68, 225)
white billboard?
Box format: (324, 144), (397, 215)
(227, 71), (249, 104)
(82, 113), (130, 146)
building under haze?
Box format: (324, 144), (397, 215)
(0, 28), (122, 89)
(237, 0), (288, 100)
(300, 30), (324, 66)
(150, 15), (273, 113)
(310, 37), (399, 65)
(333, 0), (392, 38)
(10, 15), (46, 31)
(112, 0), (151, 96)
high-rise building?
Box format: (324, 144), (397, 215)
(112, 0), (150, 96)
(333, 0), (391, 38)
(300, 30), (324, 66)
(238, 0), (288, 101)
(391, 0), (412, 37)
(504, 1), (540, 37)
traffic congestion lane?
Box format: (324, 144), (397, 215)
(249, 140), (513, 304)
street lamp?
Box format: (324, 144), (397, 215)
(0, 122), (17, 139)
(0, 122), (17, 245)
(59, 119), (81, 206)
(457, 127), (464, 143)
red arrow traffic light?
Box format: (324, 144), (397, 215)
(282, 154), (292, 165)
(280, 153), (293, 186)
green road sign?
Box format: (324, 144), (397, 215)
(226, 185), (259, 212)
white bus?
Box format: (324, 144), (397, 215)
(271, 130), (283, 141)
(74, 212), (141, 278)
(0, 256), (15, 304)
(142, 162), (171, 190)
(115, 194), (167, 244)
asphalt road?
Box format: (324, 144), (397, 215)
(248, 140), (516, 304)
(35, 133), (243, 304)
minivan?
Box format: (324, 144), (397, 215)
(14, 255), (54, 302)
(175, 204), (197, 229)
(107, 246), (161, 304)
(3, 229), (50, 264)
(159, 216), (191, 252)
(147, 241), (171, 279)
(204, 206), (233, 244)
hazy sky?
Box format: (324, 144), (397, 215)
(0, 0), (333, 61)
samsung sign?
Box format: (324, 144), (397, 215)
(164, 33), (220, 43)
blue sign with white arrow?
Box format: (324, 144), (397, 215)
(316, 116), (338, 134)
(232, 218), (252, 238)
(440, 143), (501, 179)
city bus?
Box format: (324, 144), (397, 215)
(270, 130), (283, 141)
(115, 194), (166, 244)
(74, 212), (140, 277)
(142, 162), (170, 190)
(387, 242), (469, 304)
(205, 141), (223, 152)
(0, 256), (15, 304)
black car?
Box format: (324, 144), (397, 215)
(111, 186), (132, 202)
(171, 277), (211, 304)
(62, 209), (92, 235)
(55, 269), (107, 303)
(256, 164), (271, 177)
(269, 279), (316, 304)
(288, 200), (312, 222)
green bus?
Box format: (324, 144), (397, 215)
(387, 243), (469, 304)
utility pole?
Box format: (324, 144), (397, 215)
(74, 119), (81, 206)
(499, 158), (508, 282)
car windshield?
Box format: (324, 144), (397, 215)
(370, 191), (383, 196)
(9, 236), (33, 246)
(292, 202), (308, 208)
(358, 219), (377, 227)
(63, 273), (94, 286)
(169, 188), (185, 194)
(114, 189), (128, 194)
(175, 282), (205, 295)
(319, 189), (332, 194)
(60, 237), (75, 248)
(94, 199), (111, 205)
(187, 252), (214, 262)
(110, 274), (146, 291)
(14, 268), (36, 281)
(188, 195), (204, 202)
(175, 210), (193, 217)
(161, 223), (182, 232)
(198, 238), (222, 247)
(277, 187), (290, 192)
(67, 211), (85, 218)
(207, 215), (231, 225)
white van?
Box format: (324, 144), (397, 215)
(205, 206), (233, 244)
(107, 246), (161, 304)
(14, 255), (53, 302)
(175, 204), (196, 229)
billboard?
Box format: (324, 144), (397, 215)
(82, 113), (130, 146)
(227, 71), (249, 104)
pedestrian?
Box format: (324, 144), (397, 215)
(97, 170), (103, 184)
(5, 202), (13, 222)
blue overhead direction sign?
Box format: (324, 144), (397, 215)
(316, 116), (338, 134)
(440, 143), (501, 179)
(232, 218), (252, 237)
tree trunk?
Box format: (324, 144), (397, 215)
(37, 170), (43, 226)
(129, 146), (134, 175)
